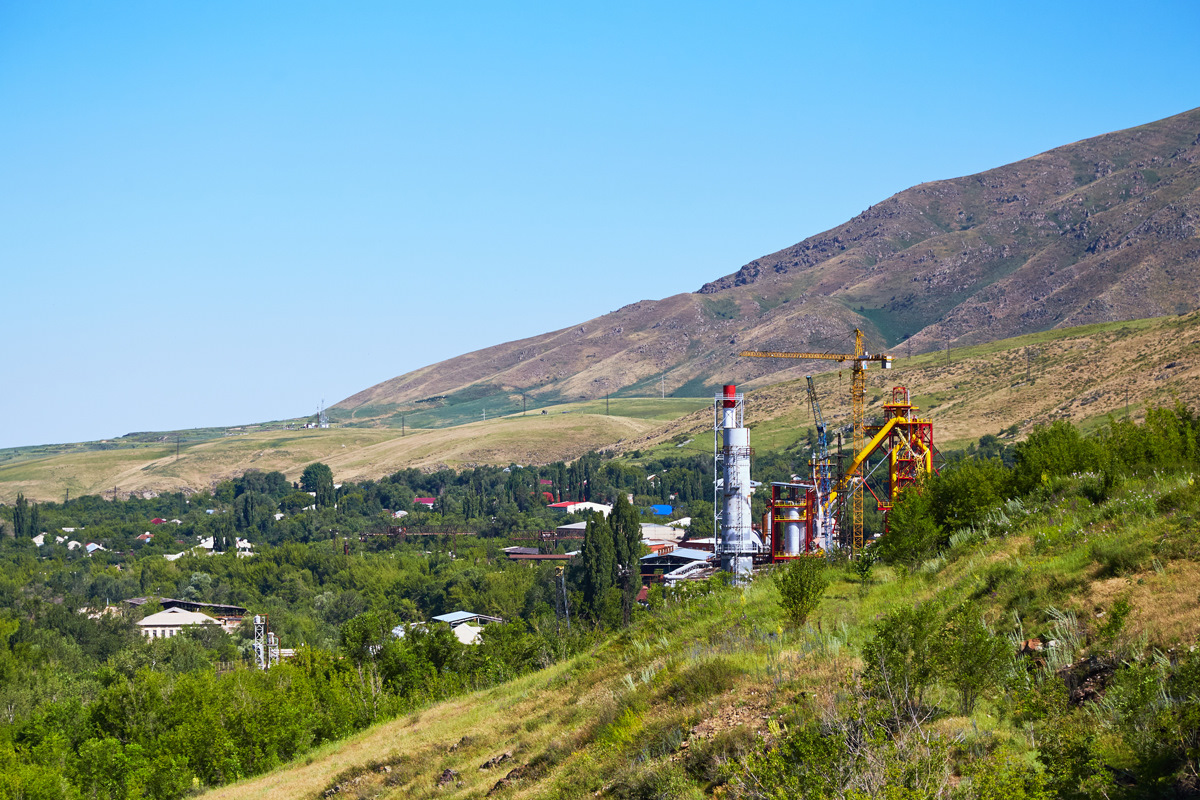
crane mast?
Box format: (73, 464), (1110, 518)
(805, 375), (831, 497)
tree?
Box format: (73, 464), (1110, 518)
(341, 610), (394, 666)
(12, 493), (28, 538)
(610, 495), (643, 627)
(301, 463), (335, 508)
(937, 603), (1012, 715)
(774, 557), (829, 627)
(579, 513), (615, 621)
(874, 483), (943, 567)
(279, 490), (313, 514)
(929, 459), (1009, 530)
(1013, 420), (1102, 493)
(862, 602), (942, 713)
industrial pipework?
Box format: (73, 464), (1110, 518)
(714, 384), (762, 581)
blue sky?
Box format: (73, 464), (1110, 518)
(3, 1), (1197, 448)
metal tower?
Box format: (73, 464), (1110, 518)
(253, 614), (279, 670)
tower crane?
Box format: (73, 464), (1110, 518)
(740, 328), (892, 552)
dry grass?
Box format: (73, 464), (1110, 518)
(1081, 560), (1200, 648)
(0, 413), (661, 503)
(624, 312), (1200, 458)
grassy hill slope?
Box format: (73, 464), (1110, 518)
(622, 310), (1200, 460)
(3, 310), (1196, 504)
(199, 467), (1200, 799)
(0, 401), (697, 503)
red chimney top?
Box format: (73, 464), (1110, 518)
(722, 384), (737, 408)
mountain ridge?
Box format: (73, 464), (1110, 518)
(336, 107), (1200, 425)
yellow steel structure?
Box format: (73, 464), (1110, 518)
(740, 328), (892, 552)
(821, 414), (934, 508)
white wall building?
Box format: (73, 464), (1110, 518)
(137, 608), (220, 639)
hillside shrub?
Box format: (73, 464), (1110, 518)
(683, 725), (756, 786)
(661, 657), (741, 705)
(930, 459), (1010, 529)
(1106, 403), (1200, 474)
(874, 485), (943, 567)
(957, 749), (1052, 800)
(611, 761), (703, 800)
(1013, 421), (1103, 495)
(938, 604), (1013, 715)
(774, 557), (830, 626)
(1090, 532), (1152, 577)
(862, 602), (942, 712)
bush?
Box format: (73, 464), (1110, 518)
(684, 725), (756, 786)
(862, 602), (942, 711)
(1013, 421), (1103, 495)
(1090, 533), (1152, 577)
(930, 459), (1011, 529)
(661, 657), (741, 705)
(938, 604), (1012, 716)
(774, 557), (829, 627)
(958, 749), (1052, 800)
(874, 485), (943, 567)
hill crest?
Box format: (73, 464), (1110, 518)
(337, 107), (1200, 425)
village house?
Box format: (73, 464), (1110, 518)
(136, 607), (221, 639)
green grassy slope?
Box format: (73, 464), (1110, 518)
(201, 469), (1200, 799)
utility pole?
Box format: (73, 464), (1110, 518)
(522, 392), (526, 415)
(1125, 388), (1130, 420)
(606, 391), (610, 415)
(402, 414), (405, 437)
(945, 335), (951, 366)
(660, 373), (666, 399)
(176, 435), (180, 461)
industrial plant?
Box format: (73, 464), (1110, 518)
(714, 329), (937, 578)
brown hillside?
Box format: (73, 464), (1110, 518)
(337, 107), (1200, 422)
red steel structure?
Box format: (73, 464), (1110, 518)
(765, 482), (819, 561)
(870, 386), (935, 523)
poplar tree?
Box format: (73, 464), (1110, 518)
(12, 494), (28, 538)
(610, 495), (643, 626)
(580, 513), (614, 619)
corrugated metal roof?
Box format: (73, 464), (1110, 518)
(641, 548), (712, 562)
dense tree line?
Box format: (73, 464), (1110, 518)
(878, 403), (1200, 567)
(0, 450), (720, 799)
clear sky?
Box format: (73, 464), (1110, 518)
(3, 1), (1197, 449)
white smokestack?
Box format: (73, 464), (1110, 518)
(715, 385), (762, 581)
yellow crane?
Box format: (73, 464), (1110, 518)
(740, 328), (892, 552)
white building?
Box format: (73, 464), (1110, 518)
(137, 608), (220, 639)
